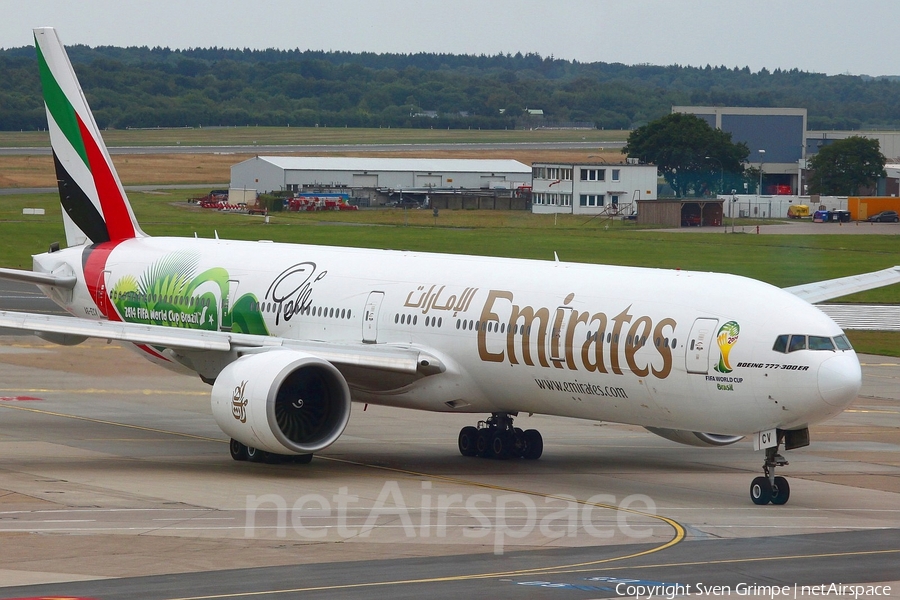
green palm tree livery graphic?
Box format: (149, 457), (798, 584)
(714, 321), (740, 374)
(109, 251), (269, 336)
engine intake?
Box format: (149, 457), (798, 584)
(645, 427), (744, 447)
(211, 350), (351, 455)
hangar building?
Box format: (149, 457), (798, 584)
(673, 106), (807, 194)
(230, 156), (532, 196)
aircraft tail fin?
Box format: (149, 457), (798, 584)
(33, 27), (145, 247)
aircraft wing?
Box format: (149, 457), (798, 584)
(784, 265), (900, 304)
(0, 310), (440, 377)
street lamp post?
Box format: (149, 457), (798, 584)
(705, 156), (724, 194)
(731, 189), (737, 233)
(705, 156), (724, 230)
(757, 149), (766, 218)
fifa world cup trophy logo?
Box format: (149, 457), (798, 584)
(714, 321), (740, 373)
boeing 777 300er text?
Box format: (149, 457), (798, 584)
(1, 28), (899, 505)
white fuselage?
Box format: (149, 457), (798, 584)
(35, 236), (862, 436)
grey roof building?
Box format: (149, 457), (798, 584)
(230, 156), (532, 194)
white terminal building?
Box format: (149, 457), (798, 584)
(230, 156), (532, 195)
(530, 161), (658, 215)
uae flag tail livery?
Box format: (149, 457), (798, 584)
(34, 27), (144, 247)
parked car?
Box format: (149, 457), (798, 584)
(866, 210), (899, 223)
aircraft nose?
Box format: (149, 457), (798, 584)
(817, 352), (862, 407)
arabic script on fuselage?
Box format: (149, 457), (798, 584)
(403, 284), (478, 316)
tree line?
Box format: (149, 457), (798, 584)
(3, 44), (900, 131)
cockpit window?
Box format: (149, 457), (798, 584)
(834, 335), (853, 351)
(772, 334), (789, 353)
(809, 336), (835, 351)
(773, 333), (854, 353)
(788, 335), (807, 352)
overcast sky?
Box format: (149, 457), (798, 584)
(1, 0), (898, 77)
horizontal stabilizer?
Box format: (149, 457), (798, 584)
(785, 266), (900, 304)
(0, 267), (76, 289)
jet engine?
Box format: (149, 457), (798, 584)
(644, 427), (744, 447)
(211, 350), (351, 456)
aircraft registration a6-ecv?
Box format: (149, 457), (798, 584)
(2, 28), (899, 506)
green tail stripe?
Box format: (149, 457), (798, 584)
(34, 34), (89, 168)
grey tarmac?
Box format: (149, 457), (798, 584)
(0, 283), (897, 599)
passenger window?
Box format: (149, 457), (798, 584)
(809, 336), (835, 351)
(788, 335), (806, 353)
(834, 335), (853, 351)
(772, 334), (789, 353)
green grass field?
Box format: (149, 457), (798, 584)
(2, 187), (898, 355)
(0, 127), (628, 148)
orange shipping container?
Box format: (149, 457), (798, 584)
(847, 197), (900, 221)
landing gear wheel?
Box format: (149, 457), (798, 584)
(459, 414), (543, 460)
(230, 439), (248, 461)
(750, 441), (793, 505)
(458, 426), (479, 457)
(291, 453), (313, 464)
(490, 431), (510, 459)
(522, 429), (543, 460)
(475, 428), (492, 458)
(246, 446), (267, 463)
(770, 476), (791, 505)
(750, 476), (773, 505)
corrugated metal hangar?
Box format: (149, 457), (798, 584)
(230, 156), (532, 194)
(673, 106), (806, 194)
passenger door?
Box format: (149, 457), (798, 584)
(685, 318), (718, 374)
(362, 291), (384, 343)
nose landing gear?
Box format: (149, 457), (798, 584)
(750, 446), (791, 505)
(458, 412), (543, 460)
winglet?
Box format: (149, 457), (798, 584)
(33, 27), (145, 247)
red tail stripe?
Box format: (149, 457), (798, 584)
(77, 114), (136, 240)
(83, 240), (124, 321)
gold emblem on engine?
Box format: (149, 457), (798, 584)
(232, 381), (248, 423)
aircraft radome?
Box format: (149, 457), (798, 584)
(2, 28), (899, 506)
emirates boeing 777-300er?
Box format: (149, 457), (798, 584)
(2, 28), (898, 505)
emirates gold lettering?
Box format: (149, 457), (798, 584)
(478, 290), (676, 379)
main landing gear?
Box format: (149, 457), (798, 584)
(229, 439), (313, 465)
(457, 412), (543, 460)
(750, 446), (791, 505)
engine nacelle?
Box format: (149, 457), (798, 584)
(645, 427), (744, 447)
(211, 350), (351, 455)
